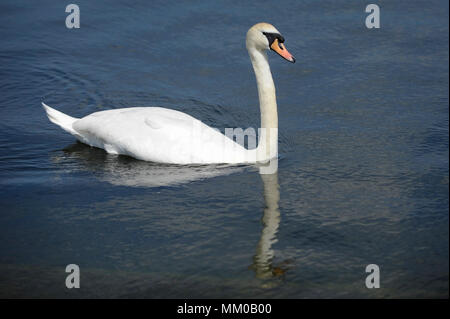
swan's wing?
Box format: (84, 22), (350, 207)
(72, 107), (249, 164)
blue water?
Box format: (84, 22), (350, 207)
(0, 0), (448, 298)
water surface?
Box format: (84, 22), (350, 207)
(0, 0), (448, 298)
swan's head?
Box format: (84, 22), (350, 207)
(246, 22), (295, 63)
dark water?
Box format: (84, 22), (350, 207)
(0, 0), (448, 298)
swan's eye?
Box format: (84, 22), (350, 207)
(263, 31), (295, 63)
(263, 32), (285, 46)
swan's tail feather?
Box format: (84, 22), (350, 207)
(42, 102), (79, 135)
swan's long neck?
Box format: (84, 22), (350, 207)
(248, 48), (278, 162)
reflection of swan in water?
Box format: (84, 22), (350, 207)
(250, 172), (290, 282)
(53, 142), (250, 187)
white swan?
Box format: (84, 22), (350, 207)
(43, 22), (295, 164)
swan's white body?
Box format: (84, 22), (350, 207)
(43, 104), (254, 164)
(43, 23), (294, 165)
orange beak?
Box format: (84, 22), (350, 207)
(270, 38), (295, 63)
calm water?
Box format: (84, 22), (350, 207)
(0, 0), (448, 298)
